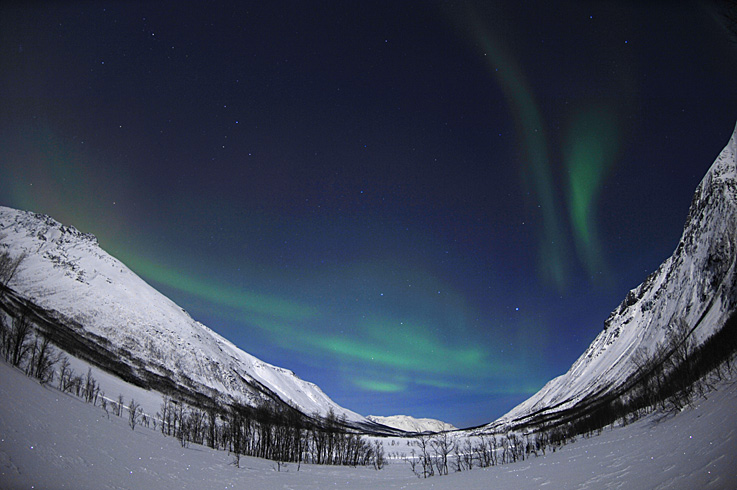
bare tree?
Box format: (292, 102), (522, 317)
(27, 334), (57, 384)
(175, 400), (187, 446)
(115, 394), (124, 417)
(160, 397), (173, 435)
(128, 399), (141, 430)
(7, 309), (32, 367)
(227, 406), (245, 468)
(460, 438), (474, 471)
(414, 434), (434, 478)
(372, 440), (386, 470)
(0, 315), (8, 356)
(405, 448), (419, 475)
(67, 374), (83, 396)
(474, 434), (497, 467)
(100, 391), (109, 418)
(57, 356), (72, 391)
(83, 368), (99, 404)
(206, 404), (218, 449)
(0, 250), (26, 288)
(664, 317), (696, 409)
(431, 432), (455, 476)
(178, 406), (190, 447)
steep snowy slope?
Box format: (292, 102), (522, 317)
(0, 208), (368, 426)
(492, 121), (737, 429)
(366, 415), (456, 433)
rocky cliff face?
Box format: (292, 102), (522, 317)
(491, 121), (737, 429)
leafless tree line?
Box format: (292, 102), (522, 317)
(0, 252), (59, 383)
(1, 308), (58, 383)
(407, 311), (737, 480)
(569, 312), (737, 439)
(404, 430), (546, 478)
(0, 250), (385, 470)
(193, 402), (383, 470)
(0, 309), (386, 471)
(152, 397), (385, 470)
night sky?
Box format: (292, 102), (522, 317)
(1, 1), (736, 428)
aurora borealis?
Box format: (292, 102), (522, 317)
(1, 1), (736, 427)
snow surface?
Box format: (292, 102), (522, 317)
(366, 414), (456, 433)
(1, 359), (736, 489)
(492, 121), (737, 429)
(0, 207), (366, 424)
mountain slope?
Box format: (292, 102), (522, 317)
(0, 209), (370, 427)
(366, 415), (456, 433)
(491, 121), (737, 429)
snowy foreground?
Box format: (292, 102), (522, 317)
(1, 362), (736, 489)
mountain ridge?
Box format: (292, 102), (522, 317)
(0, 208), (377, 430)
(366, 414), (457, 433)
(489, 120), (737, 430)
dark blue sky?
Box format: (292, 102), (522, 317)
(1, 1), (736, 427)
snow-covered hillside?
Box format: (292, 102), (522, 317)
(366, 414), (456, 433)
(0, 208), (368, 426)
(492, 121), (737, 429)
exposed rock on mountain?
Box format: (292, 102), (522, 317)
(491, 121), (737, 430)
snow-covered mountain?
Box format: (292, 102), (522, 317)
(491, 121), (737, 430)
(366, 415), (456, 433)
(3, 118), (735, 437)
(0, 209), (372, 428)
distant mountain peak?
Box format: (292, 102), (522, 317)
(366, 414), (456, 433)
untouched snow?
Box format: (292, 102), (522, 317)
(1, 360), (736, 489)
(367, 414), (456, 433)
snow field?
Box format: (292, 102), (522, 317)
(1, 359), (736, 489)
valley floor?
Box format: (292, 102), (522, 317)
(1, 359), (736, 489)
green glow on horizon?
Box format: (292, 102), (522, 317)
(2, 123), (533, 396)
(122, 254), (319, 322)
(122, 253), (501, 383)
(353, 378), (406, 393)
(312, 320), (491, 375)
(564, 108), (619, 276)
(416, 377), (470, 390)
